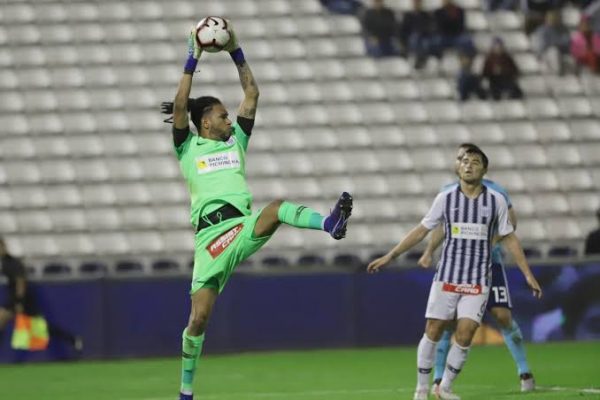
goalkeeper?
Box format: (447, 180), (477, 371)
(164, 22), (353, 400)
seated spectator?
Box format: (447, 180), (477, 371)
(320, 0), (364, 15)
(361, 0), (402, 58)
(570, 16), (600, 73)
(399, 0), (437, 68)
(532, 10), (571, 74)
(482, 37), (524, 100)
(485, 0), (520, 11)
(584, 208), (600, 255)
(457, 53), (487, 101)
(522, 0), (559, 35)
(433, 0), (475, 57)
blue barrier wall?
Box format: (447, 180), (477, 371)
(1, 263), (599, 362)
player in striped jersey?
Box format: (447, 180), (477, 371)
(420, 143), (536, 394)
(367, 146), (542, 400)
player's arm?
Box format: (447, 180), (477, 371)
(172, 27), (202, 145)
(418, 225), (444, 268)
(501, 232), (542, 298)
(494, 195), (541, 298)
(368, 224), (431, 273)
(224, 22), (259, 121)
(368, 192), (445, 273)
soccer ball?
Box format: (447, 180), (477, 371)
(196, 16), (231, 53)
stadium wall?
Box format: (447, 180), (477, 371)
(1, 262), (598, 362)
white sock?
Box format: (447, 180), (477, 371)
(440, 343), (470, 390)
(416, 334), (438, 390)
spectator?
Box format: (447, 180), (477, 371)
(433, 0), (475, 57)
(457, 53), (488, 100)
(320, 0), (364, 15)
(361, 0), (402, 57)
(570, 16), (600, 73)
(482, 37), (524, 100)
(0, 237), (82, 354)
(532, 10), (571, 74)
(522, 0), (559, 35)
(400, 0), (438, 68)
(584, 208), (600, 255)
(485, 0), (520, 11)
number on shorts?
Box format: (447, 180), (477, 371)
(492, 286), (508, 303)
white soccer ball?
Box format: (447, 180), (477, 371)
(196, 16), (231, 53)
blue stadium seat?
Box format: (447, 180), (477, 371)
(115, 260), (144, 273)
(548, 246), (578, 258)
(332, 253), (363, 270)
(43, 262), (72, 276)
(152, 259), (180, 272)
(297, 254), (326, 267)
(262, 255), (290, 268)
(79, 261), (108, 275)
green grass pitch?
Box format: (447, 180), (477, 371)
(1, 341), (599, 400)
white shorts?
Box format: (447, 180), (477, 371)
(425, 281), (489, 324)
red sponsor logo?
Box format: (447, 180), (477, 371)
(207, 224), (243, 259)
(442, 283), (482, 295)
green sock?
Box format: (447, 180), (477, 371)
(180, 328), (205, 395)
(277, 201), (325, 230)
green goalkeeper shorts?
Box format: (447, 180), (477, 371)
(191, 209), (273, 294)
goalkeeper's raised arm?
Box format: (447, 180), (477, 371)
(173, 27), (202, 131)
(224, 21), (260, 120)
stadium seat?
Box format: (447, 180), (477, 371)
(332, 253), (363, 270)
(152, 259), (180, 272)
(74, 159), (109, 182)
(262, 255), (290, 268)
(1, 137), (35, 159)
(567, 192), (600, 214)
(460, 102), (494, 121)
(49, 209), (87, 231)
(526, 98), (560, 118)
(9, 187), (47, 209)
(491, 100), (527, 120)
(161, 230), (194, 252)
(279, 177), (320, 199)
(297, 254), (326, 267)
(85, 207), (120, 230)
(319, 176), (358, 199)
(115, 259), (145, 274)
(523, 170), (559, 191)
(570, 119), (600, 141)
(128, 231), (164, 253)
(351, 175), (390, 197)
(546, 144), (582, 167)
(81, 185), (116, 206)
(545, 218), (582, 240)
(502, 122), (537, 143)
(43, 262), (73, 276)
(559, 97), (592, 118)
(34, 136), (70, 158)
(388, 174), (424, 195)
(508, 194), (535, 216)
(548, 246), (578, 257)
(40, 160), (76, 183)
(55, 234), (95, 256)
(513, 145), (548, 167)
(0, 212), (18, 233)
(114, 183), (151, 205)
(79, 261), (109, 275)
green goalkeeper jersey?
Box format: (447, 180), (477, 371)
(174, 123), (252, 228)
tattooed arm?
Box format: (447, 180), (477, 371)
(224, 21), (259, 120)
